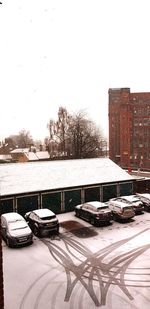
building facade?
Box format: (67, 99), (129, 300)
(109, 88), (150, 171)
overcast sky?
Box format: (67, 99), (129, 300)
(0, 0), (150, 141)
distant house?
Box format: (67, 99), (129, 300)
(0, 154), (11, 163)
(10, 148), (30, 162)
(36, 151), (50, 160)
(10, 148), (50, 162)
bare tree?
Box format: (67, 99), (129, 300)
(68, 110), (103, 158)
(17, 129), (33, 148)
(47, 107), (105, 159)
(5, 130), (34, 149)
(47, 107), (71, 157)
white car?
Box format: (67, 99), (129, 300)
(112, 195), (144, 214)
(1, 212), (33, 247)
(108, 198), (135, 221)
(136, 193), (150, 211)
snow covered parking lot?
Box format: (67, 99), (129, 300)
(2, 210), (150, 309)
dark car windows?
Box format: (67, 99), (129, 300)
(29, 213), (37, 220)
(41, 215), (56, 221)
(97, 206), (108, 210)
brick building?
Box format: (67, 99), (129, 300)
(108, 88), (150, 171)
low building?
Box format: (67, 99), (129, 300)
(0, 157), (137, 217)
(0, 155), (11, 163)
(10, 149), (50, 162)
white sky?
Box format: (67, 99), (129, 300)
(0, 0), (150, 141)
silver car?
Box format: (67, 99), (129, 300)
(108, 198), (135, 221)
(136, 193), (150, 212)
(1, 212), (33, 247)
(111, 195), (144, 214)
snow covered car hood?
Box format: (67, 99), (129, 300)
(8, 221), (32, 237)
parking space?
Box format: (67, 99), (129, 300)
(2, 210), (150, 309)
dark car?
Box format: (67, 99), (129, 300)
(1, 212), (33, 247)
(136, 193), (150, 212)
(75, 201), (112, 226)
(110, 195), (144, 214)
(25, 208), (59, 237)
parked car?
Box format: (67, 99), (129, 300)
(110, 195), (144, 214)
(25, 208), (59, 236)
(136, 193), (150, 212)
(75, 201), (112, 226)
(1, 212), (33, 247)
(108, 198), (135, 221)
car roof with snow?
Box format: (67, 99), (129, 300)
(32, 208), (56, 218)
(109, 200), (133, 208)
(1, 212), (24, 222)
(121, 195), (140, 202)
(76, 201), (109, 209)
(137, 193), (150, 199)
(85, 201), (109, 208)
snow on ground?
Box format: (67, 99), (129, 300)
(2, 210), (150, 309)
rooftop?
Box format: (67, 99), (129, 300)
(0, 158), (134, 196)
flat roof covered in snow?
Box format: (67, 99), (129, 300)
(0, 158), (134, 196)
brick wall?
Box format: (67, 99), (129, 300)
(109, 88), (150, 170)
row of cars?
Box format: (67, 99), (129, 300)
(75, 193), (150, 225)
(1, 193), (150, 248)
(1, 208), (59, 247)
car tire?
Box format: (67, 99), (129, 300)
(90, 217), (95, 226)
(145, 205), (150, 212)
(33, 226), (40, 237)
(6, 237), (11, 247)
(113, 213), (118, 221)
(76, 211), (80, 218)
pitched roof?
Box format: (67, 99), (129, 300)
(10, 149), (50, 161)
(0, 158), (134, 196)
(27, 152), (39, 161)
(10, 148), (29, 153)
(36, 151), (50, 160)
